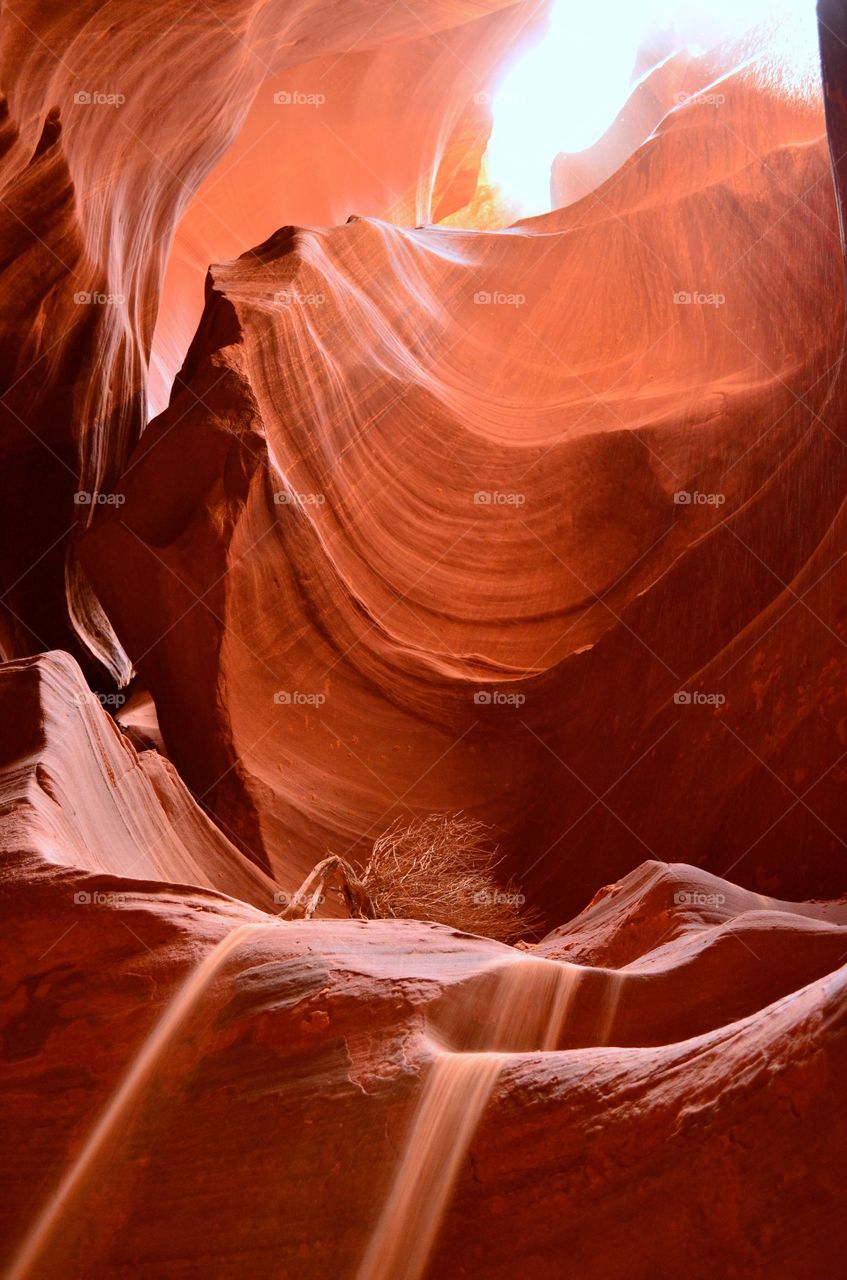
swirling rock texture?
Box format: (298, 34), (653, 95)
(85, 40), (846, 911)
(0, 0), (530, 675)
(149, 1), (547, 413)
(3, 1), (847, 1277)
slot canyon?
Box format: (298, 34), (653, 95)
(2, 0), (847, 1276)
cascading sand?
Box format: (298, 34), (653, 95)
(357, 956), (581, 1280)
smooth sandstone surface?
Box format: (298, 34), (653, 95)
(2, 4), (847, 1277)
(2, 652), (845, 1277)
(85, 58), (846, 911)
(0, 0), (528, 675)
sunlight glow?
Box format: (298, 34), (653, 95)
(485, 0), (819, 217)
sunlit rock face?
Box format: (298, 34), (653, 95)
(85, 54), (843, 910)
(549, 39), (752, 211)
(149, 0), (547, 415)
(3, 1), (847, 1277)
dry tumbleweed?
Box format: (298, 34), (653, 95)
(281, 812), (543, 943)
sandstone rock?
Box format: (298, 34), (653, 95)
(1, 653), (844, 1276)
(0, 0), (526, 672)
(84, 62), (844, 909)
(2, 5), (847, 1277)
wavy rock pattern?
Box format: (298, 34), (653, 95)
(0, 0), (525, 672)
(2, 4), (847, 1276)
(86, 60), (845, 910)
(150, 1), (548, 413)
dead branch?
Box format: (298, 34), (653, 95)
(281, 854), (375, 921)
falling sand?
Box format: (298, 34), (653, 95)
(357, 956), (581, 1280)
(7, 921), (269, 1280)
